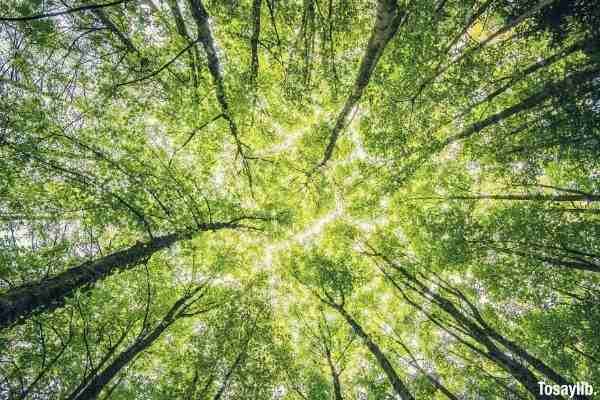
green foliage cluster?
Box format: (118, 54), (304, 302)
(0, 0), (599, 399)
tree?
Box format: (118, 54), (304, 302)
(1, 0), (599, 398)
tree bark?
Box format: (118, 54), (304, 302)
(0, 0), (130, 22)
(374, 253), (578, 399)
(250, 0), (262, 85)
(441, 67), (600, 148)
(166, 0), (201, 87)
(394, 338), (459, 400)
(187, 0), (252, 184)
(485, 244), (600, 273)
(92, 8), (138, 54)
(331, 304), (414, 400)
(212, 311), (259, 400)
(187, 0), (240, 146)
(317, 0), (404, 169)
(413, 0), (554, 100)
(68, 288), (204, 399)
(0, 221), (246, 329)
(453, 37), (592, 122)
(325, 349), (344, 400)
(413, 193), (600, 203)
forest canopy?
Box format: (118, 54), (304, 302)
(0, 0), (599, 399)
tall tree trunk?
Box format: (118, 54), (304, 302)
(68, 288), (205, 399)
(188, 0), (241, 149)
(484, 244), (600, 273)
(166, 0), (201, 87)
(412, 0), (494, 100)
(317, 0), (405, 169)
(452, 37), (593, 122)
(325, 349), (344, 400)
(412, 193), (600, 203)
(187, 0), (252, 186)
(374, 253), (580, 399)
(249, 0), (262, 85)
(413, 0), (554, 100)
(440, 67), (600, 148)
(212, 311), (259, 400)
(64, 325), (132, 400)
(382, 267), (558, 399)
(0, 220), (244, 329)
(330, 303), (414, 400)
(92, 9), (138, 54)
(393, 338), (459, 400)
(0, 0), (130, 22)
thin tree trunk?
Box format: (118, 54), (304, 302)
(382, 266), (558, 399)
(92, 9), (138, 54)
(0, 220), (246, 329)
(166, 0), (201, 86)
(65, 324), (133, 400)
(0, 0), (130, 22)
(441, 67), (600, 148)
(454, 37), (592, 122)
(393, 338), (459, 400)
(413, 0), (554, 100)
(212, 311), (259, 400)
(250, 0), (262, 84)
(330, 303), (414, 400)
(411, 193), (600, 203)
(325, 349), (344, 400)
(187, 0), (253, 187)
(68, 288), (205, 399)
(412, 0), (494, 100)
(373, 252), (578, 399)
(485, 244), (600, 273)
(317, 0), (405, 169)
(212, 350), (245, 400)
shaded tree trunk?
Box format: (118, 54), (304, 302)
(372, 251), (580, 399)
(328, 303), (414, 400)
(249, 0), (262, 85)
(441, 67), (600, 148)
(317, 0), (405, 169)
(92, 8), (138, 54)
(484, 243), (600, 273)
(212, 311), (259, 400)
(166, 0), (201, 87)
(325, 348), (344, 400)
(453, 37), (593, 122)
(187, 0), (252, 185)
(412, 193), (600, 203)
(382, 267), (558, 399)
(393, 338), (459, 400)
(68, 287), (207, 399)
(0, 0), (130, 22)
(413, 0), (554, 100)
(0, 220), (246, 329)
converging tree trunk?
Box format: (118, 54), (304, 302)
(316, 0), (405, 169)
(369, 250), (582, 400)
(441, 67), (600, 148)
(411, 193), (600, 203)
(249, 0), (262, 85)
(393, 337), (459, 400)
(324, 346), (344, 400)
(412, 0), (555, 101)
(67, 285), (212, 400)
(92, 8), (138, 54)
(187, 0), (250, 165)
(0, 219), (252, 330)
(326, 301), (414, 400)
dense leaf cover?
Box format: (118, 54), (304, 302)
(0, 0), (599, 398)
